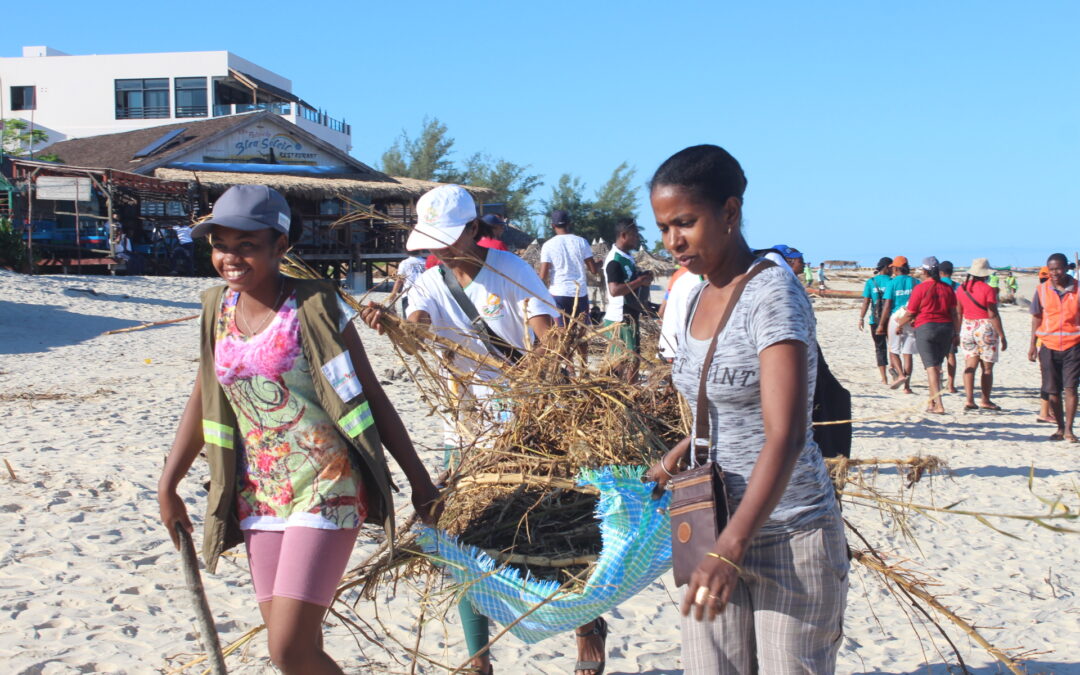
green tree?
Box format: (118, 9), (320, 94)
(1, 119), (61, 162)
(539, 164), (638, 242)
(589, 162), (638, 243)
(379, 117), (457, 181)
(459, 152), (543, 225)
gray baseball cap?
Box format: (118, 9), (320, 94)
(191, 185), (291, 238)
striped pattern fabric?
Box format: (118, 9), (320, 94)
(338, 401), (374, 439)
(416, 466), (673, 644)
(201, 419), (234, 450)
(680, 510), (848, 674)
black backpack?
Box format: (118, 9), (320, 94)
(812, 345), (852, 459)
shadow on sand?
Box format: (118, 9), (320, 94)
(0, 300), (150, 355)
(60, 287), (201, 310)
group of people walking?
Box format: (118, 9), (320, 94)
(858, 251), (1079, 437)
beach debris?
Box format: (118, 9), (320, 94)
(0, 387), (115, 403)
(174, 523), (228, 675)
(4, 459), (16, 482)
(101, 314), (199, 336)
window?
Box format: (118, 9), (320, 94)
(11, 86), (35, 111)
(174, 77), (207, 118)
(115, 79), (169, 119)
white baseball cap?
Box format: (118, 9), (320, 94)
(406, 185), (477, 251)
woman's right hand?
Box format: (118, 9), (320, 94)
(158, 487), (192, 550)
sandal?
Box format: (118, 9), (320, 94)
(963, 404), (978, 411)
(574, 616), (608, 675)
(1049, 432), (1065, 441)
(979, 403), (1002, 411)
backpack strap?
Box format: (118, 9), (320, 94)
(438, 263), (523, 364)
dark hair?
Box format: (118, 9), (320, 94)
(939, 260), (953, 275)
(614, 217), (639, 238)
(897, 263), (910, 275)
(649, 144), (748, 212)
(472, 217), (493, 240)
(1047, 252), (1068, 267)
(925, 267), (941, 281)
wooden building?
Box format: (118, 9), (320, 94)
(31, 110), (495, 279)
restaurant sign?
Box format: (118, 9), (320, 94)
(193, 123), (338, 166)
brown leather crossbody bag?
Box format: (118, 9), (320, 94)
(669, 261), (774, 586)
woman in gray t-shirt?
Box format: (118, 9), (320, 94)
(645, 145), (847, 674)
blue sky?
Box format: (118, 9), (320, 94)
(9, 0), (1079, 266)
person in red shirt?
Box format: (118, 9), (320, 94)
(476, 214), (509, 251)
(899, 256), (960, 414)
(956, 258), (1008, 411)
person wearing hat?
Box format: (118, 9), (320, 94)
(157, 185), (441, 673)
(477, 213), (509, 251)
(539, 209), (601, 364)
(876, 255), (917, 393)
(360, 185), (608, 675)
(897, 256), (959, 414)
(859, 257), (894, 384)
(1028, 252), (1080, 442)
(955, 258), (1007, 411)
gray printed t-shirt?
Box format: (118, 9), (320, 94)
(671, 265), (835, 533)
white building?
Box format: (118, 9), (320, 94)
(1, 46), (352, 153)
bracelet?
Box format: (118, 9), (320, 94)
(658, 460), (675, 478)
(706, 552), (744, 576)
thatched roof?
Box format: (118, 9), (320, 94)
(591, 239), (610, 259)
(635, 249), (677, 275)
(519, 239), (542, 266)
(153, 167), (496, 203)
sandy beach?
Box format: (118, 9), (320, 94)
(1, 268), (1078, 674)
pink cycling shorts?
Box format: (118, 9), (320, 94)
(244, 527), (359, 607)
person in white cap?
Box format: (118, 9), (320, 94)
(897, 256), (960, 414)
(360, 185), (608, 675)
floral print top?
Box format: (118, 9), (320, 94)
(215, 289), (367, 531)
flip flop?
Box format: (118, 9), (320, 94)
(1036, 415), (1058, 424)
(1066, 434), (1080, 444)
(963, 404), (978, 411)
(575, 616), (608, 675)
(889, 376), (909, 390)
(1049, 432), (1065, 441)
(979, 403), (1002, 411)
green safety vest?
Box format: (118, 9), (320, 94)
(197, 279), (395, 572)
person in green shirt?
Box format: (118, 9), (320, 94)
(859, 257), (893, 384)
(939, 260), (959, 392)
(876, 256), (917, 393)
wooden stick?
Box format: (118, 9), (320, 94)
(175, 523), (228, 675)
(482, 550), (598, 567)
(4, 459), (16, 481)
(453, 473), (600, 494)
(102, 314), (198, 336)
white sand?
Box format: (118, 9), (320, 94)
(1, 269), (1077, 674)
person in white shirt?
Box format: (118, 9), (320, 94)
(538, 210), (601, 363)
(360, 185), (607, 675)
(173, 223), (195, 275)
(392, 253), (427, 316)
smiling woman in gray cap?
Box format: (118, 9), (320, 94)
(158, 185), (440, 674)
(897, 256), (960, 414)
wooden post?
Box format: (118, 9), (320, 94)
(74, 179), (82, 274)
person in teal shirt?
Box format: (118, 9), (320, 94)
(876, 256), (917, 392)
(859, 257), (894, 383)
(938, 260), (959, 391)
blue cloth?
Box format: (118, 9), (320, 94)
(861, 274), (892, 325)
(417, 466), (672, 644)
(940, 277), (957, 289)
(884, 274), (917, 310)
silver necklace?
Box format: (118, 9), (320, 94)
(238, 277), (285, 336)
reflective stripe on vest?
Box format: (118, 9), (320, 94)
(1035, 282), (1080, 349)
(202, 419), (235, 450)
(338, 401), (374, 439)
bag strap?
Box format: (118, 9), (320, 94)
(960, 281), (987, 312)
(692, 260), (777, 465)
(438, 263), (523, 364)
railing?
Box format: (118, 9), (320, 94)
(298, 105), (349, 135)
(176, 105), (208, 118)
(212, 102), (291, 117)
(116, 106), (170, 119)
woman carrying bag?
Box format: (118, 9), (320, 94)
(644, 145), (847, 674)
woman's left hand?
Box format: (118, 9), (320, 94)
(679, 546), (743, 622)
